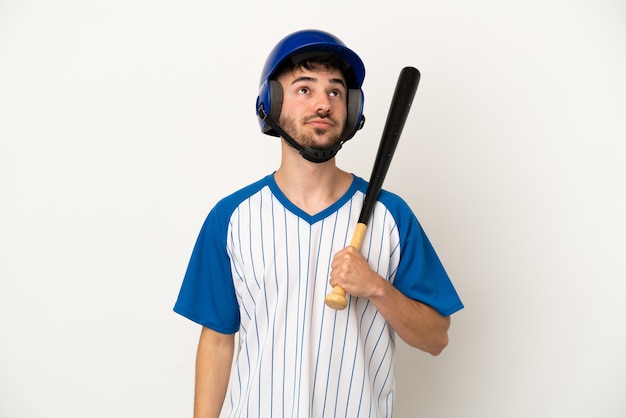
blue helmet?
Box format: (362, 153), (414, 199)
(256, 29), (366, 142)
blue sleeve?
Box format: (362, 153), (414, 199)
(173, 205), (241, 334)
(382, 192), (464, 317)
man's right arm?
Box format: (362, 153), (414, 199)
(194, 326), (235, 418)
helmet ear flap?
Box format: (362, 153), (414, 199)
(268, 80), (283, 125)
(258, 80), (284, 136)
(342, 88), (365, 142)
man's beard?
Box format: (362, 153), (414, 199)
(278, 114), (343, 149)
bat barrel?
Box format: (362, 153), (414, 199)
(358, 66), (420, 224)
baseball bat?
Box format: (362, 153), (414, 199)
(325, 66), (421, 310)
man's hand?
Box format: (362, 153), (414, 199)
(329, 246), (385, 299)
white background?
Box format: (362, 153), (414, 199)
(1, 1), (625, 417)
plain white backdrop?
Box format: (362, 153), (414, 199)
(1, 0), (625, 417)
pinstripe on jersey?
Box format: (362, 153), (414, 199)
(174, 174), (463, 418)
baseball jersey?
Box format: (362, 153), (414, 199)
(174, 173), (463, 418)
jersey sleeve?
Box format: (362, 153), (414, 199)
(173, 205), (241, 334)
(384, 193), (464, 317)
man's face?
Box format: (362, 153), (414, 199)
(277, 64), (348, 149)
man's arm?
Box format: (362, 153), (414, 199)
(367, 279), (450, 355)
(194, 326), (235, 418)
(329, 246), (450, 355)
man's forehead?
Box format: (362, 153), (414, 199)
(283, 66), (346, 85)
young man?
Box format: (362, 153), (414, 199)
(174, 29), (464, 418)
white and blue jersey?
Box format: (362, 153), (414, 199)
(174, 173), (463, 418)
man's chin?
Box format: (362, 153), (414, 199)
(306, 133), (342, 149)
(286, 127), (342, 149)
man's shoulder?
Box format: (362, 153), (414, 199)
(210, 174), (272, 217)
(350, 174), (412, 213)
(378, 187), (410, 211)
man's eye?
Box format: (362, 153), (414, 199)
(298, 87), (309, 94)
(329, 90), (341, 97)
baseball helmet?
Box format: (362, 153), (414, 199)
(256, 29), (366, 142)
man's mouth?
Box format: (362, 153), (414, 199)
(305, 115), (335, 128)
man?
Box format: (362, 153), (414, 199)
(174, 29), (464, 418)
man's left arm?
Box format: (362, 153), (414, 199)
(329, 246), (451, 356)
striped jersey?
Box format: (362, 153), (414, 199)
(174, 173), (463, 417)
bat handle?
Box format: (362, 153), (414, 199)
(324, 223), (368, 310)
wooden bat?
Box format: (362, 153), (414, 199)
(325, 66), (421, 310)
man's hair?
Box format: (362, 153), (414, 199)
(271, 51), (356, 87)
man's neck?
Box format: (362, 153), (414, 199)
(274, 144), (353, 216)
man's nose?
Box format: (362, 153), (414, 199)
(314, 92), (332, 114)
